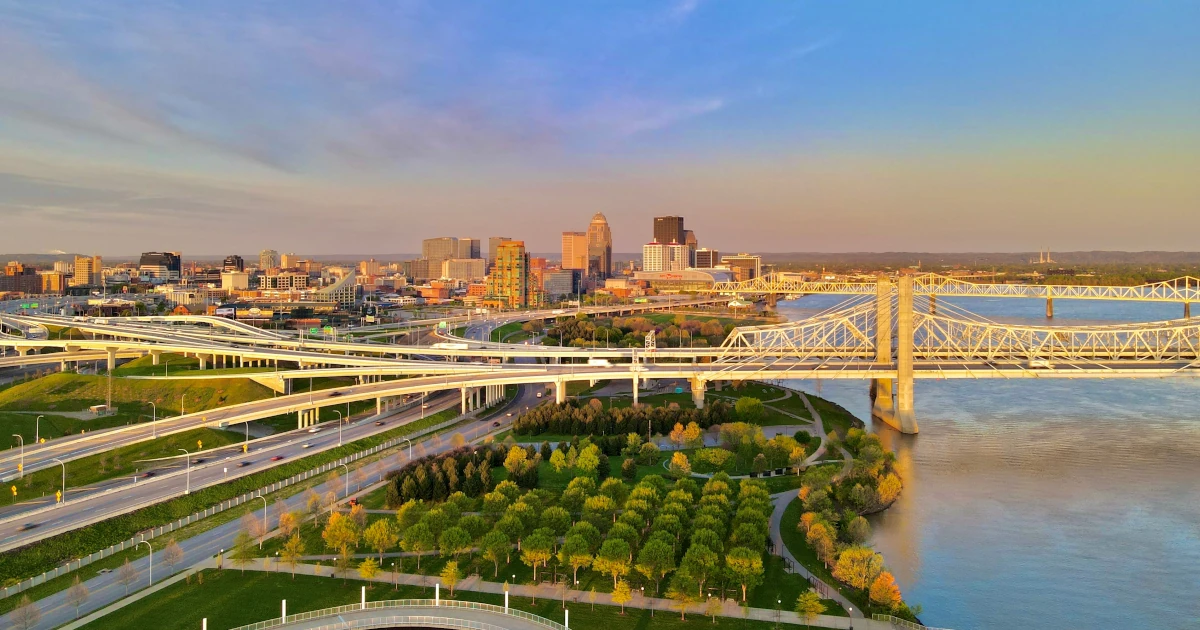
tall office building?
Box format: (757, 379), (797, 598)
(280, 253), (298, 269)
(642, 242), (689, 272)
(457, 238), (481, 259)
(561, 232), (588, 270)
(488, 236), (512, 268)
(423, 237), (462, 264)
(40, 270), (66, 294)
(0, 262), (40, 294)
(359, 258), (381, 276)
(442, 258), (487, 282)
(586, 212), (613, 279)
(139, 252), (182, 282)
(653, 216), (685, 245)
(722, 254), (762, 281)
(684, 230), (697, 248)
(695, 247), (719, 268)
(53, 260), (73, 274)
(223, 255), (245, 272)
(71, 255), (102, 287)
(486, 240), (538, 308)
(259, 249), (279, 271)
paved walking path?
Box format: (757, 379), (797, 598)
(768, 488), (862, 620)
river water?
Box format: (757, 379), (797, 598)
(774, 296), (1200, 630)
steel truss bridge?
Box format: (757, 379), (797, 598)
(3, 275), (1200, 440)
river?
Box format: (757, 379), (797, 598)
(774, 296), (1200, 630)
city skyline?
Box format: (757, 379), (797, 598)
(1, 2), (1198, 254)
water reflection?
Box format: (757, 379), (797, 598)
(775, 296), (1200, 630)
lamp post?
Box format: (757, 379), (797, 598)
(255, 495), (268, 548)
(404, 438), (413, 460)
(149, 402), (157, 438)
(138, 540), (154, 586)
(339, 463), (350, 497)
(11, 434), (23, 478)
(51, 457), (65, 504)
(333, 410), (343, 446)
(178, 448), (191, 494)
(35, 415), (43, 443)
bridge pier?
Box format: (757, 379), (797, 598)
(1186, 302), (1191, 319)
(554, 380), (566, 404)
(106, 348), (117, 372)
(871, 276), (897, 428)
(632, 376), (639, 406)
(1046, 297), (1054, 319)
(460, 387), (468, 414)
(893, 276), (919, 434)
(690, 377), (705, 409)
(151, 350), (161, 366)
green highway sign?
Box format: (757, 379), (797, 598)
(309, 327), (320, 335)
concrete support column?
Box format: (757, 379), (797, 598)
(461, 387), (468, 415)
(198, 355), (206, 370)
(632, 376), (640, 406)
(894, 275), (919, 434)
(1186, 302), (1191, 319)
(690, 377), (705, 409)
(1046, 297), (1054, 319)
(298, 409), (305, 430)
(555, 380), (566, 404)
(106, 348), (117, 372)
(376, 397), (382, 415)
(872, 276), (896, 424)
(151, 350), (161, 366)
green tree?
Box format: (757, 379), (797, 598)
(681, 543), (719, 597)
(550, 449), (567, 472)
(358, 557), (380, 580)
(832, 546), (885, 590)
(441, 561), (461, 597)
(559, 535), (593, 583)
(521, 529), (556, 581)
(635, 538), (676, 595)
(541, 506), (572, 538)
(795, 590), (826, 629)
(594, 538), (632, 587)
(439, 526), (473, 561)
(481, 530), (511, 577)
(282, 533), (305, 578)
(401, 522), (435, 571)
(725, 547), (764, 602)
(231, 530), (257, 574)
(364, 519), (401, 563)
(845, 516), (872, 545)
(735, 397), (765, 423)
(666, 571), (700, 620)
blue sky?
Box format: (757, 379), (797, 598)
(1, 1), (1197, 255)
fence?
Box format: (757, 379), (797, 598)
(1, 409), (473, 600)
(228, 599), (564, 630)
(872, 614), (954, 630)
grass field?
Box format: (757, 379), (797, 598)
(747, 555), (847, 616)
(0, 372), (273, 419)
(79, 570), (785, 630)
(778, 496), (876, 616)
(113, 353), (274, 377)
(1, 411), (137, 443)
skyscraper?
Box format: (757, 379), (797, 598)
(488, 236), (512, 268)
(586, 212), (613, 279)
(695, 248), (719, 268)
(722, 254), (762, 281)
(223, 255), (245, 272)
(259, 249), (279, 271)
(139, 252), (182, 282)
(280, 253), (298, 269)
(653, 216), (685, 245)
(642, 242), (689, 272)
(486, 240), (538, 308)
(561, 232), (588, 270)
(71, 255), (102, 287)
(423, 237), (461, 264)
(457, 238), (481, 259)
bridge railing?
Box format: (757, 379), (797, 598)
(872, 613), (954, 630)
(227, 599), (564, 630)
(306, 616), (508, 630)
(0, 409), (473, 601)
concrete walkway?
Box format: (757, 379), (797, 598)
(768, 489), (862, 620)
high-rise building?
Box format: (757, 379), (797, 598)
(722, 254), (762, 282)
(221, 271), (250, 290)
(280, 253), (298, 269)
(587, 212), (613, 280)
(542, 269), (581, 300)
(359, 258), (381, 276)
(441, 258), (487, 282)
(223, 255), (245, 272)
(39, 270), (66, 294)
(561, 232), (588, 270)
(1, 262), (40, 294)
(486, 240), (538, 308)
(695, 247), (719, 268)
(71, 255), (102, 287)
(422, 237), (460, 264)
(653, 216), (685, 245)
(53, 260), (73, 274)
(139, 252), (182, 282)
(642, 241), (690, 272)
(684, 230), (697, 249)
(457, 238), (481, 259)
(259, 249), (279, 271)
(488, 236), (512, 268)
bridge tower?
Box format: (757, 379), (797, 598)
(894, 275), (919, 434)
(870, 277), (895, 425)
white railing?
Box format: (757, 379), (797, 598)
(872, 613), (954, 630)
(228, 599), (564, 630)
(308, 617), (507, 630)
(0, 411), (469, 600)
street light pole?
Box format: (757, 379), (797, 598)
(256, 495), (268, 548)
(35, 415), (43, 443)
(333, 410), (343, 446)
(404, 438), (413, 460)
(178, 448), (191, 494)
(11, 434), (23, 478)
(149, 402), (157, 438)
(51, 457), (65, 504)
(137, 540), (154, 586)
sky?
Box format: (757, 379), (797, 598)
(1, 0), (1198, 256)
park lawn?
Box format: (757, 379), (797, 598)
(9, 427), (242, 505)
(78, 569), (785, 630)
(0, 411), (137, 444)
(747, 554), (847, 617)
(802, 396), (862, 437)
(0, 372), (273, 417)
(490, 322), (525, 342)
(778, 497), (875, 616)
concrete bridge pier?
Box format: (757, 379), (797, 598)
(1186, 302), (1191, 319)
(151, 350), (161, 366)
(871, 275), (898, 428)
(690, 377), (705, 409)
(632, 376), (640, 406)
(554, 380), (566, 404)
(870, 378), (895, 425)
(1046, 297), (1054, 319)
(893, 276), (919, 434)
(460, 387), (469, 414)
(106, 348), (117, 372)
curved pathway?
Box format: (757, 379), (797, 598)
(768, 488), (862, 619)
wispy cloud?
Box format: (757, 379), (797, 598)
(579, 96), (726, 137)
(669, 0), (703, 21)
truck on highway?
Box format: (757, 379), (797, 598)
(431, 342), (469, 350)
(587, 358), (613, 367)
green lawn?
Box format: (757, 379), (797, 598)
(490, 322), (525, 342)
(747, 554), (847, 617)
(80, 570), (786, 630)
(778, 497), (875, 616)
(0, 372), (273, 419)
(0, 411), (141, 443)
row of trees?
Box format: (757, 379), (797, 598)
(384, 445), (503, 506)
(512, 399), (735, 437)
(541, 314), (738, 349)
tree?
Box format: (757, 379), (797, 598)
(638, 442), (660, 465)
(611, 579), (633, 614)
(495, 515), (526, 555)
(441, 561), (461, 597)
(576, 444), (600, 475)
(806, 522), (837, 567)
(162, 538), (184, 572)
(795, 590), (826, 629)
(402, 522), (435, 571)
(11, 595), (40, 630)
(735, 397), (765, 424)
(66, 575), (90, 619)
(481, 530), (511, 577)
(541, 506), (572, 538)
(621, 457), (637, 481)
(681, 543), (719, 597)
(231, 529), (257, 574)
(451, 433), (467, 449)
(845, 516), (872, 545)
(635, 538), (676, 594)
(278, 511), (300, 539)
(669, 422), (686, 448)
(358, 557), (381, 580)
(870, 571), (904, 610)
(521, 529), (556, 581)
(594, 538), (632, 587)
(504, 445), (529, 475)
(349, 503), (368, 531)
(364, 519), (400, 563)
(668, 451), (692, 478)
(322, 512), (361, 565)
(725, 547), (764, 602)
(832, 546), (885, 590)
(439, 526), (473, 561)
(877, 473), (902, 505)
(118, 558), (139, 594)
(559, 535), (593, 583)
(549, 449), (567, 472)
(706, 596), (723, 624)
(666, 571), (700, 620)
(282, 533), (306, 578)
(683, 422), (704, 449)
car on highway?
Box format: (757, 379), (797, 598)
(20, 523), (39, 531)
(307, 427), (323, 433)
(536, 392), (543, 398)
(141, 471), (156, 478)
(492, 421), (501, 427)
(270, 455), (285, 461)
(328, 391), (343, 397)
(301, 443), (312, 449)
(237, 461), (252, 467)
(374, 421), (385, 426)
(506, 412), (513, 417)
(422, 404), (430, 409)
(193, 458), (205, 464)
